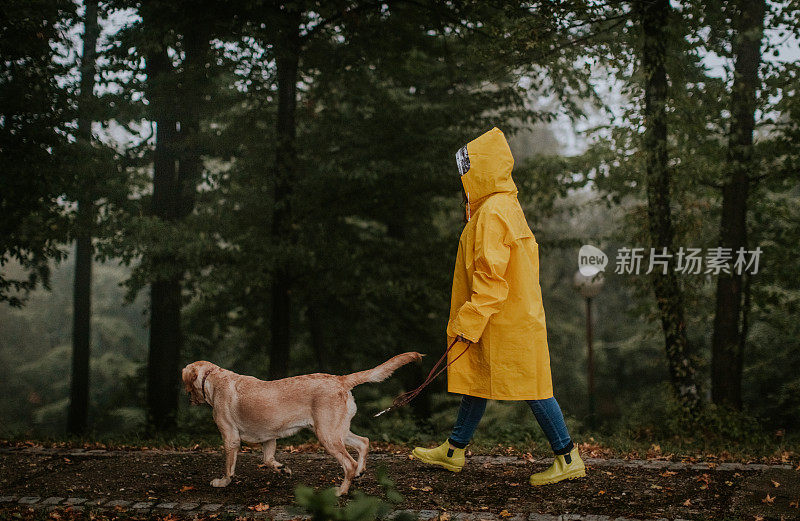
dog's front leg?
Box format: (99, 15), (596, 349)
(262, 439), (292, 475)
(211, 433), (240, 488)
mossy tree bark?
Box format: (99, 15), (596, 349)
(636, 0), (701, 417)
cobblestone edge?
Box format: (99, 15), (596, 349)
(0, 496), (693, 521)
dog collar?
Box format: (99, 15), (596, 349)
(200, 369), (216, 405)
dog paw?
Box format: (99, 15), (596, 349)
(211, 477), (231, 488)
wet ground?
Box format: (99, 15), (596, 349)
(1, 445), (798, 520)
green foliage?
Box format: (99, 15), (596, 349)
(608, 380), (768, 445)
(0, 258), (147, 435)
(0, 0), (77, 305)
(694, 404), (769, 445)
(295, 466), (412, 521)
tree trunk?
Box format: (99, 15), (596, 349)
(307, 303), (328, 373)
(269, 10), (301, 380)
(177, 28), (207, 216)
(145, 43), (181, 432)
(386, 221), (433, 420)
(636, 0), (701, 417)
(68, 0), (99, 436)
(711, 0), (765, 410)
(143, 21), (209, 431)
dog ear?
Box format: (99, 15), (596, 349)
(182, 364), (199, 394)
(183, 363), (209, 405)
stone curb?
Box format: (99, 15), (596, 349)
(0, 495), (696, 521)
(1, 446), (794, 472)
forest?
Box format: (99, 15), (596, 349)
(1, 0), (799, 460)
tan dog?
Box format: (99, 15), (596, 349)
(182, 352), (421, 495)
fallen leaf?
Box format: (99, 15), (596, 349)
(499, 510), (512, 518)
(763, 494), (775, 504)
(597, 490), (605, 495)
(789, 499), (798, 508)
(660, 470), (677, 477)
(179, 485), (194, 492)
(772, 480), (781, 488)
(683, 499), (691, 507)
(248, 503), (270, 512)
(754, 516), (764, 521)
(651, 484), (663, 490)
(725, 481), (734, 486)
(523, 453), (535, 463)
(439, 512), (451, 521)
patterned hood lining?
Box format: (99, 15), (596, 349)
(455, 145), (470, 176)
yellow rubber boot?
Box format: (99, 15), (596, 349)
(411, 440), (465, 472)
(529, 446), (586, 486)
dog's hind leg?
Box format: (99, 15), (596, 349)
(314, 391), (358, 495)
(345, 431), (369, 477)
(212, 431), (240, 488)
(262, 439), (291, 475)
(319, 437), (358, 496)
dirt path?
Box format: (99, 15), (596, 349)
(0, 446), (798, 520)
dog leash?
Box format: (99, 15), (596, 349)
(374, 337), (472, 417)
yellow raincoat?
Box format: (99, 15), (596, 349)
(446, 127), (553, 400)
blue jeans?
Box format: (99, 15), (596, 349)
(448, 395), (573, 453)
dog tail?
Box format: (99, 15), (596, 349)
(341, 352), (423, 389)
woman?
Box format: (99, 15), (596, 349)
(412, 127), (585, 486)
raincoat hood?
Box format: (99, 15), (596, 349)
(456, 127), (517, 216)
